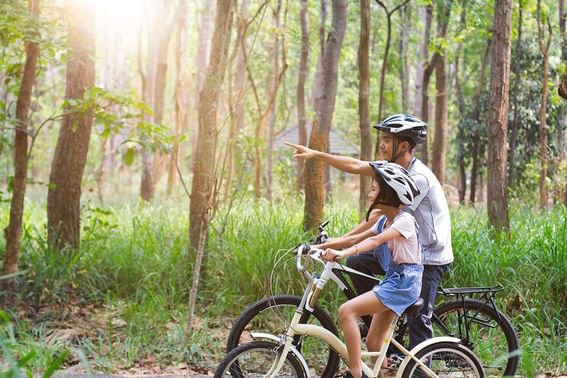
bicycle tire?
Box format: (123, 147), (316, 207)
(226, 294), (340, 378)
(401, 341), (485, 378)
(215, 340), (308, 378)
(433, 299), (519, 376)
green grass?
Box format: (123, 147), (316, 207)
(1, 198), (566, 375)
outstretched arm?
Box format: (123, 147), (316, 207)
(285, 142), (373, 176)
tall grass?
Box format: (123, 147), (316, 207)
(1, 199), (566, 374)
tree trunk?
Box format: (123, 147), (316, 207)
(559, 0), (567, 100)
(2, 0), (40, 299)
(358, 0), (372, 218)
(469, 37), (492, 204)
(416, 4), (433, 164)
(414, 4), (431, 116)
(487, 0), (512, 232)
(455, 6), (466, 204)
(140, 0), (175, 201)
(167, 0), (190, 196)
(508, 2), (523, 189)
(399, 4), (410, 111)
(311, 0), (327, 113)
(296, 0), (309, 191)
(304, 0), (347, 232)
(233, 0), (249, 193)
(47, 0), (95, 249)
(432, 53), (448, 185)
(560, 0), (567, 205)
(265, 0), (282, 201)
(190, 1), (215, 170)
(374, 0), (409, 128)
(537, 1), (552, 209)
(189, 0), (234, 252)
(430, 3), (451, 185)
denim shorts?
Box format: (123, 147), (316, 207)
(372, 246), (424, 316)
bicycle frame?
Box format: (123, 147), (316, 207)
(257, 248), (460, 378)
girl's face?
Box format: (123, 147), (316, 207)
(368, 180), (380, 205)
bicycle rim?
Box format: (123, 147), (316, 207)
(402, 342), (484, 378)
(227, 295), (340, 377)
(215, 341), (307, 378)
(434, 299), (519, 376)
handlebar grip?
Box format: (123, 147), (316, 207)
(296, 243), (311, 273)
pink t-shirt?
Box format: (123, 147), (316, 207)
(386, 212), (421, 265)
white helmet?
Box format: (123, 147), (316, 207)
(369, 161), (420, 206)
(374, 114), (427, 144)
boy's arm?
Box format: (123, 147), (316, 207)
(344, 209), (382, 236)
(285, 142), (373, 176)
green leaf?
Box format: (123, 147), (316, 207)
(123, 147), (136, 166)
(42, 350), (69, 378)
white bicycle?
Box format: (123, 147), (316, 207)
(215, 245), (485, 378)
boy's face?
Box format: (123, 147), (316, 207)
(368, 179), (380, 205)
(378, 131), (395, 161)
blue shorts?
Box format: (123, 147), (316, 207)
(372, 247), (423, 316)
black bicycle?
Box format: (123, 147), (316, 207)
(225, 222), (519, 377)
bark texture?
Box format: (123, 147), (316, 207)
(487, 0), (512, 232)
(189, 0), (234, 251)
(304, 0), (347, 231)
(2, 0), (40, 298)
(296, 0), (309, 191)
(47, 0), (95, 250)
(358, 0), (372, 218)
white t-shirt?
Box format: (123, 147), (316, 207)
(373, 213), (421, 265)
(405, 158), (454, 265)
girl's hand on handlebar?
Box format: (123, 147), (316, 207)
(322, 248), (343, 262)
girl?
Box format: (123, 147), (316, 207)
(321, 162), (423, 378)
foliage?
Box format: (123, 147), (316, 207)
(1, 199), (566, 373)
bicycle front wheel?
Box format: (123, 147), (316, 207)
(226, 294), (340, 378)
(401, 341), (485, 378)
(215, 340), (308, 378)
(434, 299), (519, 376)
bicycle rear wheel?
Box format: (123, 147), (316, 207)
(401, 341), (485, 378)
(226, 295), (340, 378)
(434, 299), (519, 376)
(215, 340), (308, 378)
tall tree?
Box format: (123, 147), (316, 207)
(417, 4), (434, 164)
(469, 38), (492, 204)
(296, 0), (309, 191)
(431, 1), (451, 186)
(560, 0), (567, 205)
(187, 0), (235, 333)
(487, 0), (512, 232)
(167, 0), (190, 196)
(358, 0), (372, 218)
(47, 0), (95, 249)
(374, 0), (410, 127)
(508, 1), (523, 189)
(139, 0), (175, 201)
(265, 0), (283, 200)
(303, 0), (347, 231)
(190, 1), (215, 170)
(454, 4), (467, 204)
(536, 0), (552, 209)
(398, 4), (410, 111)
(2, 0), (40, 298)
(224, 0), (249, 200)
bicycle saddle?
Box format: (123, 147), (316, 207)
(403, 297), (424, 316)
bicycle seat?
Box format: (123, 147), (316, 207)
(403, 297), (424, 316)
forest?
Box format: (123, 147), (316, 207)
(0, 0), (566, 377)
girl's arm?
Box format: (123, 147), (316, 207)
(323, 227), (402, 261)
(314, 228), (375, 250)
